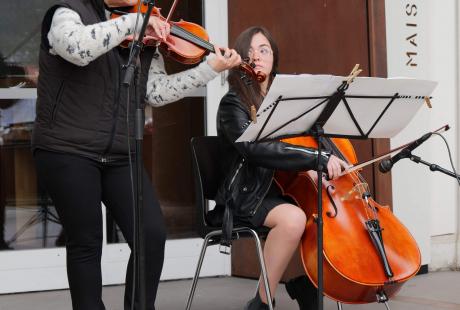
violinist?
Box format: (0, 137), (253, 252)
(215, 26), (348, 310)
(32, 0), (241, 309)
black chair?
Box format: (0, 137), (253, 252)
(185, 136), (273, 310)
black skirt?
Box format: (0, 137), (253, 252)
(235, 182), (291, 228)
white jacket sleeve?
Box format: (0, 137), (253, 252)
(47, 7), (141, 66)
(145, 52), (219, 107)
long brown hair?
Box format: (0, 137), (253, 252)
(228, 26), (279, 112)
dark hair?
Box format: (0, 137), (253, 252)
(227, 26), (279, 112)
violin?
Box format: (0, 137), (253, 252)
(109, 1), (266, 82)
(275, 136), (421, 303)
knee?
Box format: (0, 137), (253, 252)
(280, 208), (306, 240)
(66, 239), (103, 262)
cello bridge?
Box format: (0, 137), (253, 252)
(341, 182), (370, 201)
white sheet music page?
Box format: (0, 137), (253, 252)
(324, 77), (438, 137)
(236, 74), (343, 142)
(236, 74), (437, 142)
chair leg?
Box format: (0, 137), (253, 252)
(337, 301), (343, 310)
(185, 231), (220, 310)
(247, 229), (274, 310)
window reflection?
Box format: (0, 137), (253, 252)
(0, 0), (60, 250)
(0, 0), (205, 251)
(0, 97), (63, 250)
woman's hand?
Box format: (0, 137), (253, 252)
(326, 155), (349, 180)
(145, 15), (170, 41)
(104, 0), (137, 7)
(207, 45), (242, 73)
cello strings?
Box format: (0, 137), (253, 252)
(323, 138), (375, 220)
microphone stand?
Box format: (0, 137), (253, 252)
(122, 1), (155, 309)
(410, 154), (460, 180)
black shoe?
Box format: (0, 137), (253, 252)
(245, 291), (272, 310)
(285, 275), (318, 310)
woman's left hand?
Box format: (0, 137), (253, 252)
(207, 45), (242, 73)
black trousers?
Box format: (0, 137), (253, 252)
(34, 150), (166, 310)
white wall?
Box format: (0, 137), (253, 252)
(385, 1), (459, 269)
(204, 0), (230, 136)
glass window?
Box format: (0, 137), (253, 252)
(1, 1), (205, 250)
(0, 1), (59, 250)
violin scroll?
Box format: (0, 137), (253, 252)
(239, 60), (266, 84)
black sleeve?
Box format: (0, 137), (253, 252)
(217, 92), (330, 171)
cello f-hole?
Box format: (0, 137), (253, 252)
(326, 185), (338, 218)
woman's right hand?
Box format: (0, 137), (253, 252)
(326, 155), (349, 180)
(146, 15), (170, 41)
(207, 45), (242, 73)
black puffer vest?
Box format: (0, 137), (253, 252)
(32, 0), (155, 162)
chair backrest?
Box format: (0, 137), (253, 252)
(190, 136), (224, 236)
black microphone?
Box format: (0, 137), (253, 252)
(379, 132), (432, 173)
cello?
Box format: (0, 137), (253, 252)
(275, 136), (421, 304)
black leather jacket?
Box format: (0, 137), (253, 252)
(215, 90), (331, 219)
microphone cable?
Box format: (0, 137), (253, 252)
(128, 1), (145, 64)
(126, 86), (137, 310)
(431, 132), (460, 271)
(126, 3), (145, 309)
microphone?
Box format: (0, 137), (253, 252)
(379, 132), (432, 173)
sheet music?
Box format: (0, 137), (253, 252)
(236, 74), (437, 142)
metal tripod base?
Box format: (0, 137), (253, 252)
(7, 204), (59, 247)
(336, 291), (391, 310)
(336, 302), (391, 310)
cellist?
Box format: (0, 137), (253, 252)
(33, 0), (241, 309)
(215, 26), (348, 310)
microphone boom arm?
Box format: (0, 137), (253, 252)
(339, 124), (450, 176)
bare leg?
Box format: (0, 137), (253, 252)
(258, 203), (306, 304)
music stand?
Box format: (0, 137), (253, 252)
(236, 73), (437, 310)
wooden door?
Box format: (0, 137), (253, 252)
(228, 0), (391, 279)
(141, 0), (206, 238)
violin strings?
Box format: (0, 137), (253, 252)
(171, 25), (214, 51)
(171, 24), (214, 52)
(113, 8), (214, 52)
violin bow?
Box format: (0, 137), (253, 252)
(165, 0), (180, 23)
(339, 124), (450, 176)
